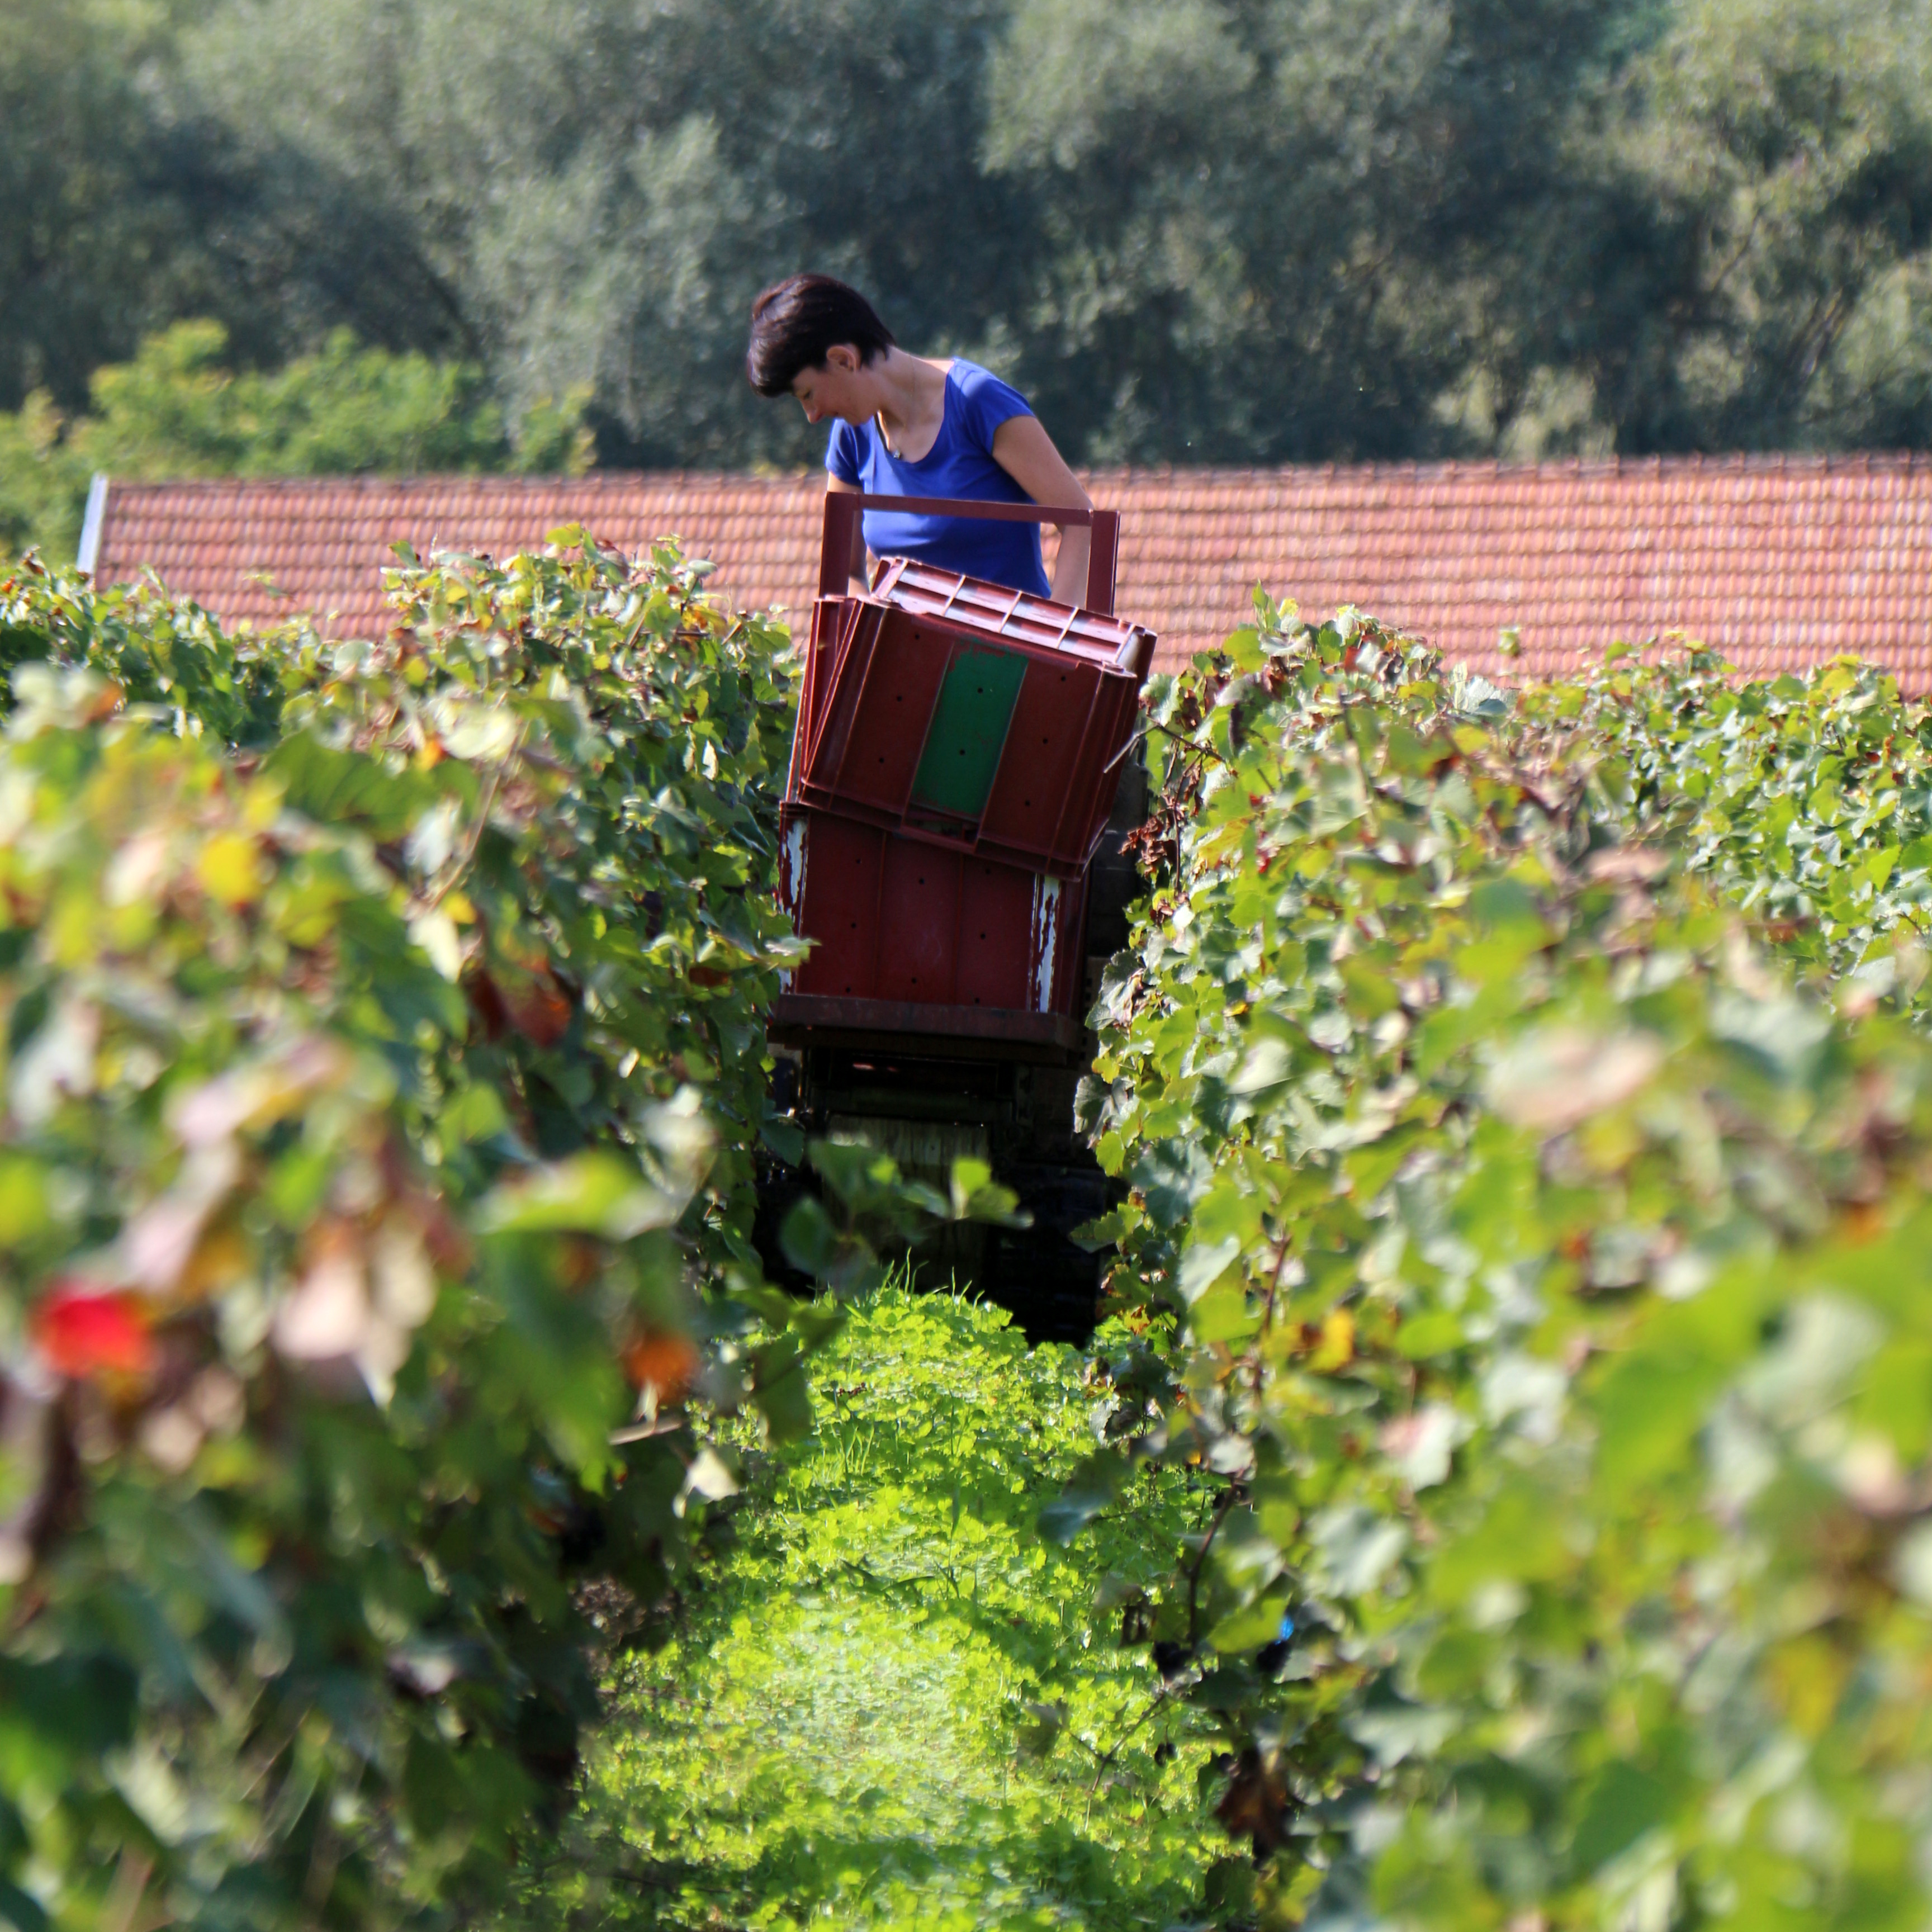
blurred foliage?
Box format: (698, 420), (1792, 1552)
(0, 321), (591, 562)
(489, 1277), (1229, 1931)
(6, 0), (1932, 471)
(0, 543), (1001, 1929)
(0, 0), (214, 420)
(1070, 609), (1932, 1925)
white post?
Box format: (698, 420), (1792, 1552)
(76, 473), (109, 575)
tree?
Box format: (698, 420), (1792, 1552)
(172, 0), (1026, 469)
(965, 0), (1630, 461)
(1508, 0), (1932, 452)
(0, 321), (591, 561)
(0, 0), (206, 413)
(10, 0), (1932, 473)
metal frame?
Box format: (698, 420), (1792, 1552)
(769, 994), (1085, 1059)
(819, 492), (1121, 615)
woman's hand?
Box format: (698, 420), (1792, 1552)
(991, 415), (1092, 606)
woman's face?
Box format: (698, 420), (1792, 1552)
(790, 344), (871, 425)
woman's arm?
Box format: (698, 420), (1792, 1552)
(990, 414), (1092, 606)
(826, 473), (870, 595)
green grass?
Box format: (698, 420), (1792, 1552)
(505, 1280), (1232, 1929)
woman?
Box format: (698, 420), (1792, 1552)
(745, 274), (1092, 604)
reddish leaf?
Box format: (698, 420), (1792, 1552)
(505, 973), (572, 1046)
(34, 1286), (155, 1379)
(464, 969), (512, 1041)
(623, 1330), (699, 1402)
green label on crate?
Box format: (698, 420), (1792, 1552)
(910, 647), (1026, 818)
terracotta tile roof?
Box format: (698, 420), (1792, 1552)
(86, 471), (826, 643)
(88, 456), (1932, 688)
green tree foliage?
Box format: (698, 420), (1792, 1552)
(10, 0), (1931, 472)
(0, 543), (979, 1928)
(1554, 0), (1932, 452)
(0, 0), (205, 414)
(1070, 614), (1932, 1924)
(0, 322), (592, 562)
(984, 0), (1624, 460)
(0, 0), (465, 419)
(168, 0), (1022, 471)
(0, 396), (75, 575)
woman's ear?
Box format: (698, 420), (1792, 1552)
(825, 343), (861, 374)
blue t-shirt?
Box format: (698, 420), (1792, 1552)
(825, 359), (1050, 598)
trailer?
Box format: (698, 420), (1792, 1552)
(757, 491), (1154, 1340)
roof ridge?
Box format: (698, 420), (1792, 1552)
(99, 452), (1932, 499)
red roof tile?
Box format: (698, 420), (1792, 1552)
(87, 456), (1932, 688)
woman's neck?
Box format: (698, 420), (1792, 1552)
(866, 347), (952, 459)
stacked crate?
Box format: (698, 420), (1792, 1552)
(774, 495), (1157, 1050)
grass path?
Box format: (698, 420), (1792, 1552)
(505, 1284), (1229, 1929)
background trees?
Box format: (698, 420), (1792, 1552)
(4, 0), (1931, 537)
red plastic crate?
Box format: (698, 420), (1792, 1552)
(775, 806), (1086, 1020)
(773, 493), (1148, 1052)
(787, 543), (1155, 880)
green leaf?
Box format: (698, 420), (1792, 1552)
(1014, 1699), (1066, 1758)
(0, 1655), (136, 1758)
(1070, 1208), (1126, 1253)
(1039, 1452), (1127, 1546)
(479, 1152), (688, 1239)
(1206, 1591), (1291, 1655)
(0, 1878), (49, 1932)
(751, 1334), (814, 1443)
(1177, 1235), (1242, 1304)
(760, 1112), (805, 1165)
(1222, 627), (1266, 673)
(265, 729), (444, 837)
(1569, 1760), (1673, 1873)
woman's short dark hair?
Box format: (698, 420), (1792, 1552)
(746, 275), (896, 396)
